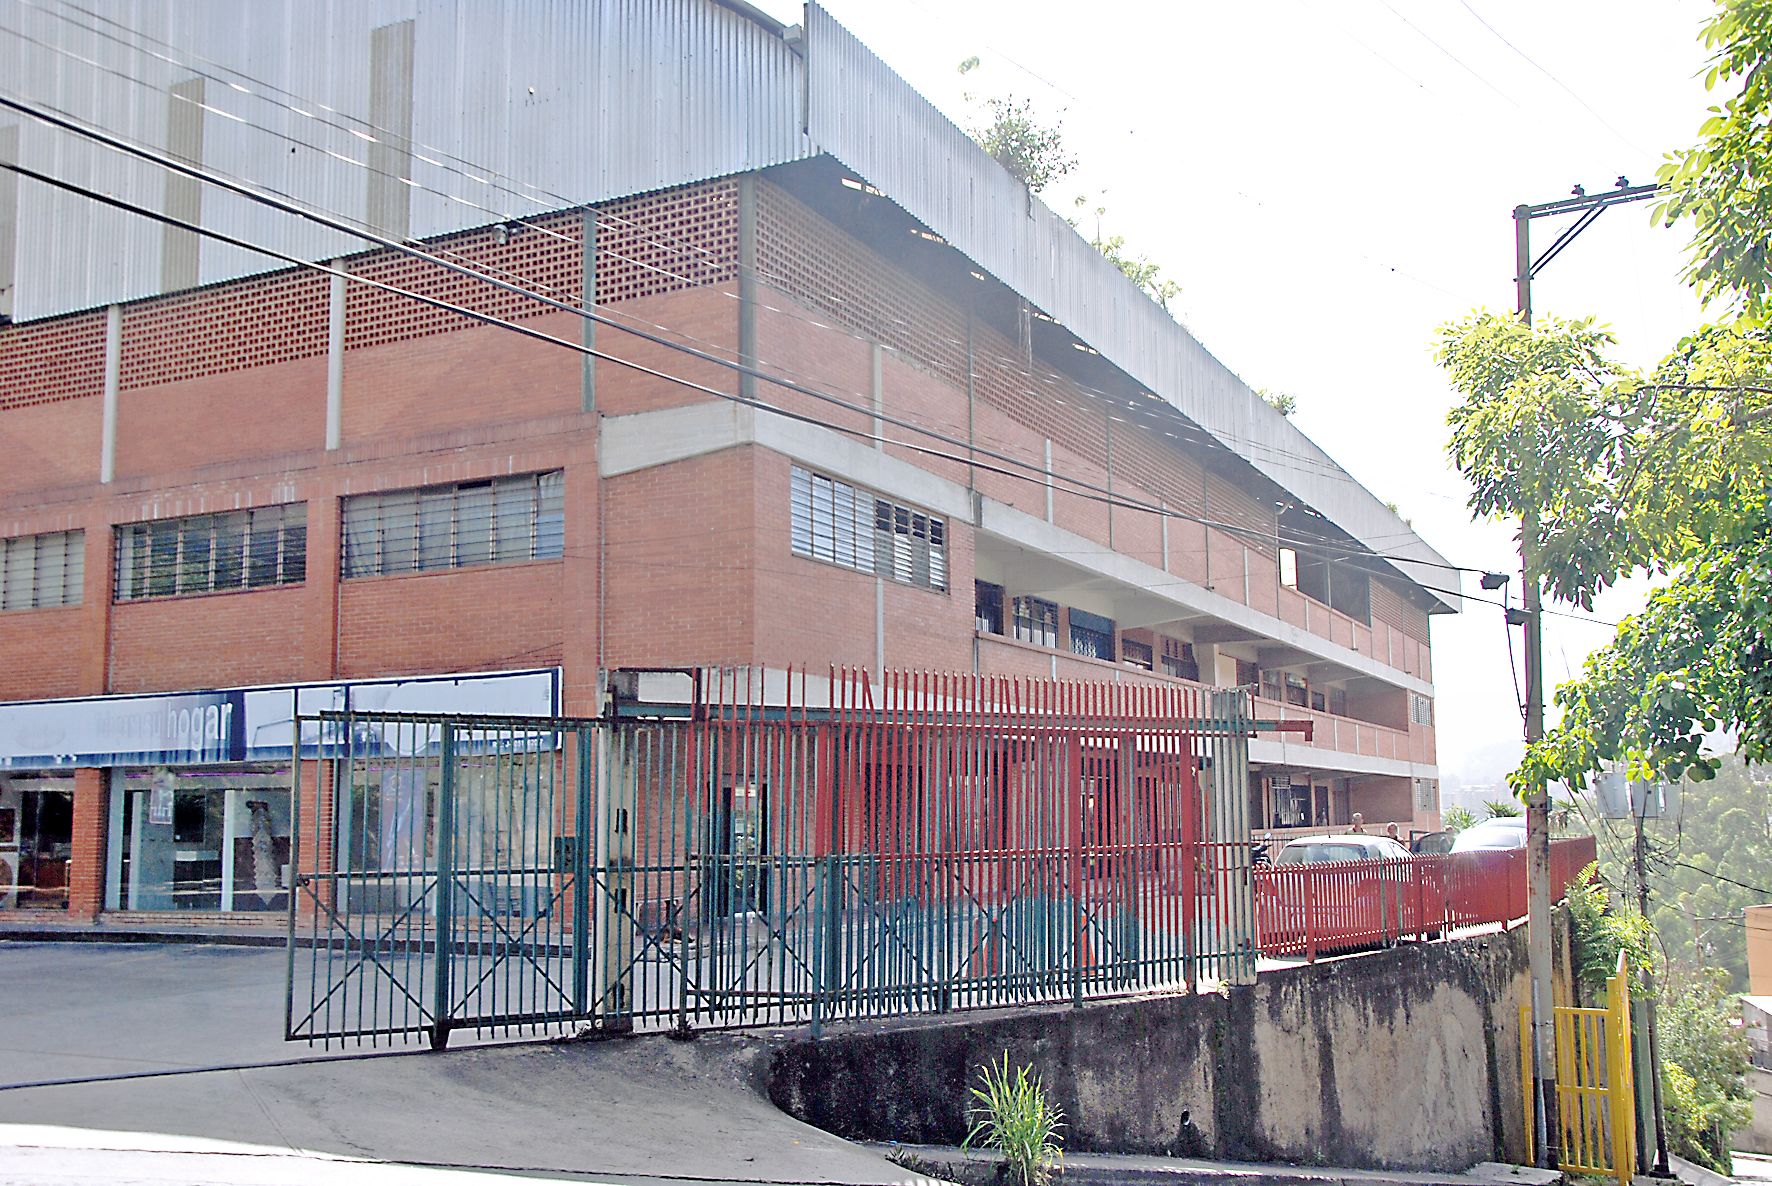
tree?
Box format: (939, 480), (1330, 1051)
(1438, 311), (1645, 611)
(1658, 0), (1772, 318)
(1514, 320), (1772, 788)
(969, 95), (1076, 195)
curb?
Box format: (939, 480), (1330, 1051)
(0, 926), (286, 948)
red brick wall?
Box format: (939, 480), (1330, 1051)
(115, 356), (327, 480)
(336, 559), (566, 680)
(601, 448), (757, 669)
(68, 767), (106, 922)
(109, 584), (313, 693)
(0, 607), (88, 700)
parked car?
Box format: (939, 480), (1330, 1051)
(1449, 817), (1527, 853)
(1411, 829), (1458, 855)
(1257, 833), (1423, 955)
(1274, 835), (1410, 864)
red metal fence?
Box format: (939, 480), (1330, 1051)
(1253, 835), (1597, 961)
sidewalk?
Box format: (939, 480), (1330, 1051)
(866, 1145), (1560, 1186)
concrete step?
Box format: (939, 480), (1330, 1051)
(867, 1145), (1555, 1186)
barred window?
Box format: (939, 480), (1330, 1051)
(1121, 638), (1153, 671)
(1068, 607), (1114, 661)
(1, 530), (84, 610)
(115, 506), (304, 602)
(1013, 596), (1058, 648)
(1415, 778), (1438, 811)
(1410, 693), (1435, 726)
(789, 466), (946, 592)
(975, 580), (1004, 635)
(343, 472), (564, 579)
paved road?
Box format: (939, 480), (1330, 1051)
(0, 941), (931, 1184)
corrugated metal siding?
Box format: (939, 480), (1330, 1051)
(802, 3), (1454, 609)
(1, 0), (810, 320)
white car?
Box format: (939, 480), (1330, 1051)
(1274, 835), (1411, 865)
(1449, 816), (1527, 853)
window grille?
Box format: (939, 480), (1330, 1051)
(789, 466), (946, 592)
(343, 472), (563, 579)
(1285, 673), (1308, 708)
(1160, 638), (1198, 681)
(974, 580), (1004, 635)
(1260, 669), (1283, 702)
(1012, 596), (1058, 648)
(115, 507), (304, 602)
(1236, 659), (1261, 687)
(1410, 693), (1435, 726)
(0, 530), (84, 610)
(1121, 638), (1153, 671)
(1329, 688), (1348, 717)
(1415, 778), (1438, 811)
(1068, 607), (1114, 662)
(1310, 690), (1326, 712)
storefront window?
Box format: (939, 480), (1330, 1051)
(116, 766), (291, 912)
(0, 773), (74, 910)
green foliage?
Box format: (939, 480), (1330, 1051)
(969, 96), (1075, 195)
(1576, 758), (1772, 989)
(1438, 311), (1646, 612)
(962, 1054), (1064, 1186)
(1524, 530), (1772, 787)
(1070, 196), (1182, 314)
(1442, 804), (1476, 832)
(1483, 798), (1523, 818)
(1259, 389), (1298, 417)
(1658, 965), (1753, 1172)
(1564, 863), (1655, 989)
(1657, 0), (1772, 317)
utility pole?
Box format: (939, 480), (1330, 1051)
(1635, 796), (1674, 1177)
(1511, 176), (1661, 1171)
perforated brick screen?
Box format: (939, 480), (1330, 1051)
(123, 271), (330, 390)
(0, 310), (107, 412)
(595, 180), (739, 305)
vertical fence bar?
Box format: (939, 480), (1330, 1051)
(430, 722), (457, 1050)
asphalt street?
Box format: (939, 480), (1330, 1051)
(0, 941), (932, 1184)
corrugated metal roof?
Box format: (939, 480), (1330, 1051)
(0, 0), (1452, 605)
(802, 3), (1455, 610)
(1, 0), (811, 318)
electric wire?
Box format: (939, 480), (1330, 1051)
(1, 147), (1635, 638)
(0, 91), (1480, 590)
(0, 7), (1478, 515)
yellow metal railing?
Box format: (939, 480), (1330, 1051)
(1520, 950), (1636, 1185)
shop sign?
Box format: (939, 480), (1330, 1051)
(0, 669), (559, 770)
(0, 691), (247, 769)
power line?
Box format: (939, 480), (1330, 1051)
(1455, 0), (1649, 157)
(0, 90), (1494, 594)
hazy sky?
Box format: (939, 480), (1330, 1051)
(750, 0), (1723, 787)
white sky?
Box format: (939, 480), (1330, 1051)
(750, 0), (1722, 788)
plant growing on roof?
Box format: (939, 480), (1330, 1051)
(968, 94), (1076, 195)
(962, 1053), (1064, 1186)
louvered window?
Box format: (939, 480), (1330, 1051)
(115, 508), (304, 601)
(343, 472), (563, 579)
(0, 530), (84, 609)
(789, 466), (946, 592)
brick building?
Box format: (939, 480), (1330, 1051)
(0, 0), (1453, 924)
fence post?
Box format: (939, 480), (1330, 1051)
(1608, 950), (1636, 1186)
(1305, 870), (1316, 964)
(430, 721), (457, 1051)
(572, 726), (592, 1018)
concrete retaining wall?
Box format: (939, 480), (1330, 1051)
(767, 925), (1571, 1172)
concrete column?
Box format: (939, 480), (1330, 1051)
(325, 266), (345, 450)
(738, 174), (757, 402)
(68, 767), (108, 922)
(100, 304), (120, 483)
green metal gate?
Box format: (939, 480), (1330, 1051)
(285, 670), (1263, 1047)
